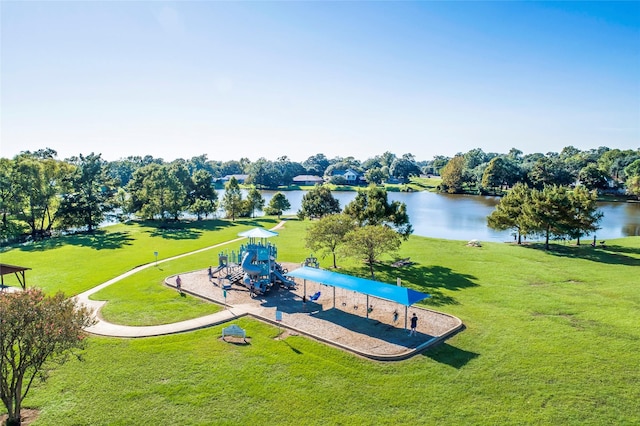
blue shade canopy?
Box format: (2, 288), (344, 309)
(287, 266), (430, 306)
(237, 228), (278, 238)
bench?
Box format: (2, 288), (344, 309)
(222, 324), (246, 342)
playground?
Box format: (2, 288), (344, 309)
(169, 265), (461, 359)
(165, 227), (462, 359)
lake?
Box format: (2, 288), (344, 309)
(224, 189), (640, 242)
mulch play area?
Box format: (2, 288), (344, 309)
(173, 263), (462, 360)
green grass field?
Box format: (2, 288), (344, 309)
(1, 218), (639, 425)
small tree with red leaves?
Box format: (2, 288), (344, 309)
(0, 289), (94, 425)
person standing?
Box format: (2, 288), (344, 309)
(409, 313), (418, 336)
(176, 275), (182, 293)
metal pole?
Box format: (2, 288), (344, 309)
(405, 306), (408, 330)
(366, 295), (369, 319)
(333, 286), (336, 309)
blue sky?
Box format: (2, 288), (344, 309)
(1, 1), (638, 163)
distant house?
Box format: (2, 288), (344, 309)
(220, 174), (249, 184)
(292, 175), (324, 186)
(329, 169), (364, 185)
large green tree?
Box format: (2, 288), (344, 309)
(566, 186), (603, 245)
(481, 156), (521, 194)
(343, 185), (413, 239)
(247, 158), (282, 189)
(221, 177), (243, 221)
(0, 289), (94, 426)
(341, 225), (402, 279)
(305, 213), (356, 268)
(302, 153), (330, 176)
(528, 157), (574, 189)
(11, 152), (69, 239)
(578, 163), (609, 191)
(440, 155), (466, 193)
(297, 185), (341, 219)
(0, 159), (26, 240)
(243, 187), (265, 218)
(56, 153), (116, 232)
(389, 154), (420, 182)
(263, 192), (291, 219)
(525, 185), (573, 250)
(487, 183), (532, 244)
(188, 169), (218, 220)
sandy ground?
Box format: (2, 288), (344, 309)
(175, 263), (462, 359)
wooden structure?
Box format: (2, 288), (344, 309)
(0, 263), (31, 290)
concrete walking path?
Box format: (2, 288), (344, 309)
(78, 221), (286, 338)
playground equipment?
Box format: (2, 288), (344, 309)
(215, 228), (296, 295)
(308, 291), (321, 302)
(303, 254), (320, 268)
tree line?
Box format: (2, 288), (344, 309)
(439, 146), (640, 196)
(2, 145), (638, 243)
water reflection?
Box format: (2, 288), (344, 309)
(219, 189), (640, 242)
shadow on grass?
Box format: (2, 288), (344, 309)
(522, 243), (640, 266)
(423, 341), (480, 369)
(141, 218), (279, 240)
(14, 230), (134, 252)
(372, 263), (479, 307)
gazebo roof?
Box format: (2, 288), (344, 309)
(238, 228), (278, 238)
(0, 263), (31, 290)
(0, 264), (31, 275)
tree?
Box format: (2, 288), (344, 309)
(624, 159), (640, 180)
(247, 158), (282, 189)
(275, 156), (306, 186)
(221, 177), (243, 221)
(305, 213), (355, 268)
(528, 157), (574, 189)
(487, 183), (532, 244)
(0, 289), (94, 426)
(626, 175), (640, 200)
(566, 186), (603, 245)
(341, 225), (402, 279)
(11, 153), (69, 239)
(389, 154), (420, 182)
(343, 185), (413, 239)
(125, 163), (188, 221)
(525, 185), (573, 250)
(263, 192), (291, 219)
(297, 185), (341, 219)
(364, 167), (386, 185)
(440, 155), (466, 193)
(302, 153), (330, 176)
(578, 163), (609, 191)
(243, 187), (265, 218)
(56, 153), (116, 232)
(481, 156), (521, 193)
(188, 169), (217, 220)
(429, 155), (450, 175)
(0, 159), (26, 241)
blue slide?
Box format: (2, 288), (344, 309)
(241, 250), (261, 276)
(272, 269), (296, 288)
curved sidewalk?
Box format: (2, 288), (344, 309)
(78, 221), (286, 338)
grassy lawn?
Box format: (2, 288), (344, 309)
(2, 218), (639, 424)
(0, 218), (279, 296)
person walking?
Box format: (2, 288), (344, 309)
(409, 313), (418, 336)
(176, 275), (182, 293)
